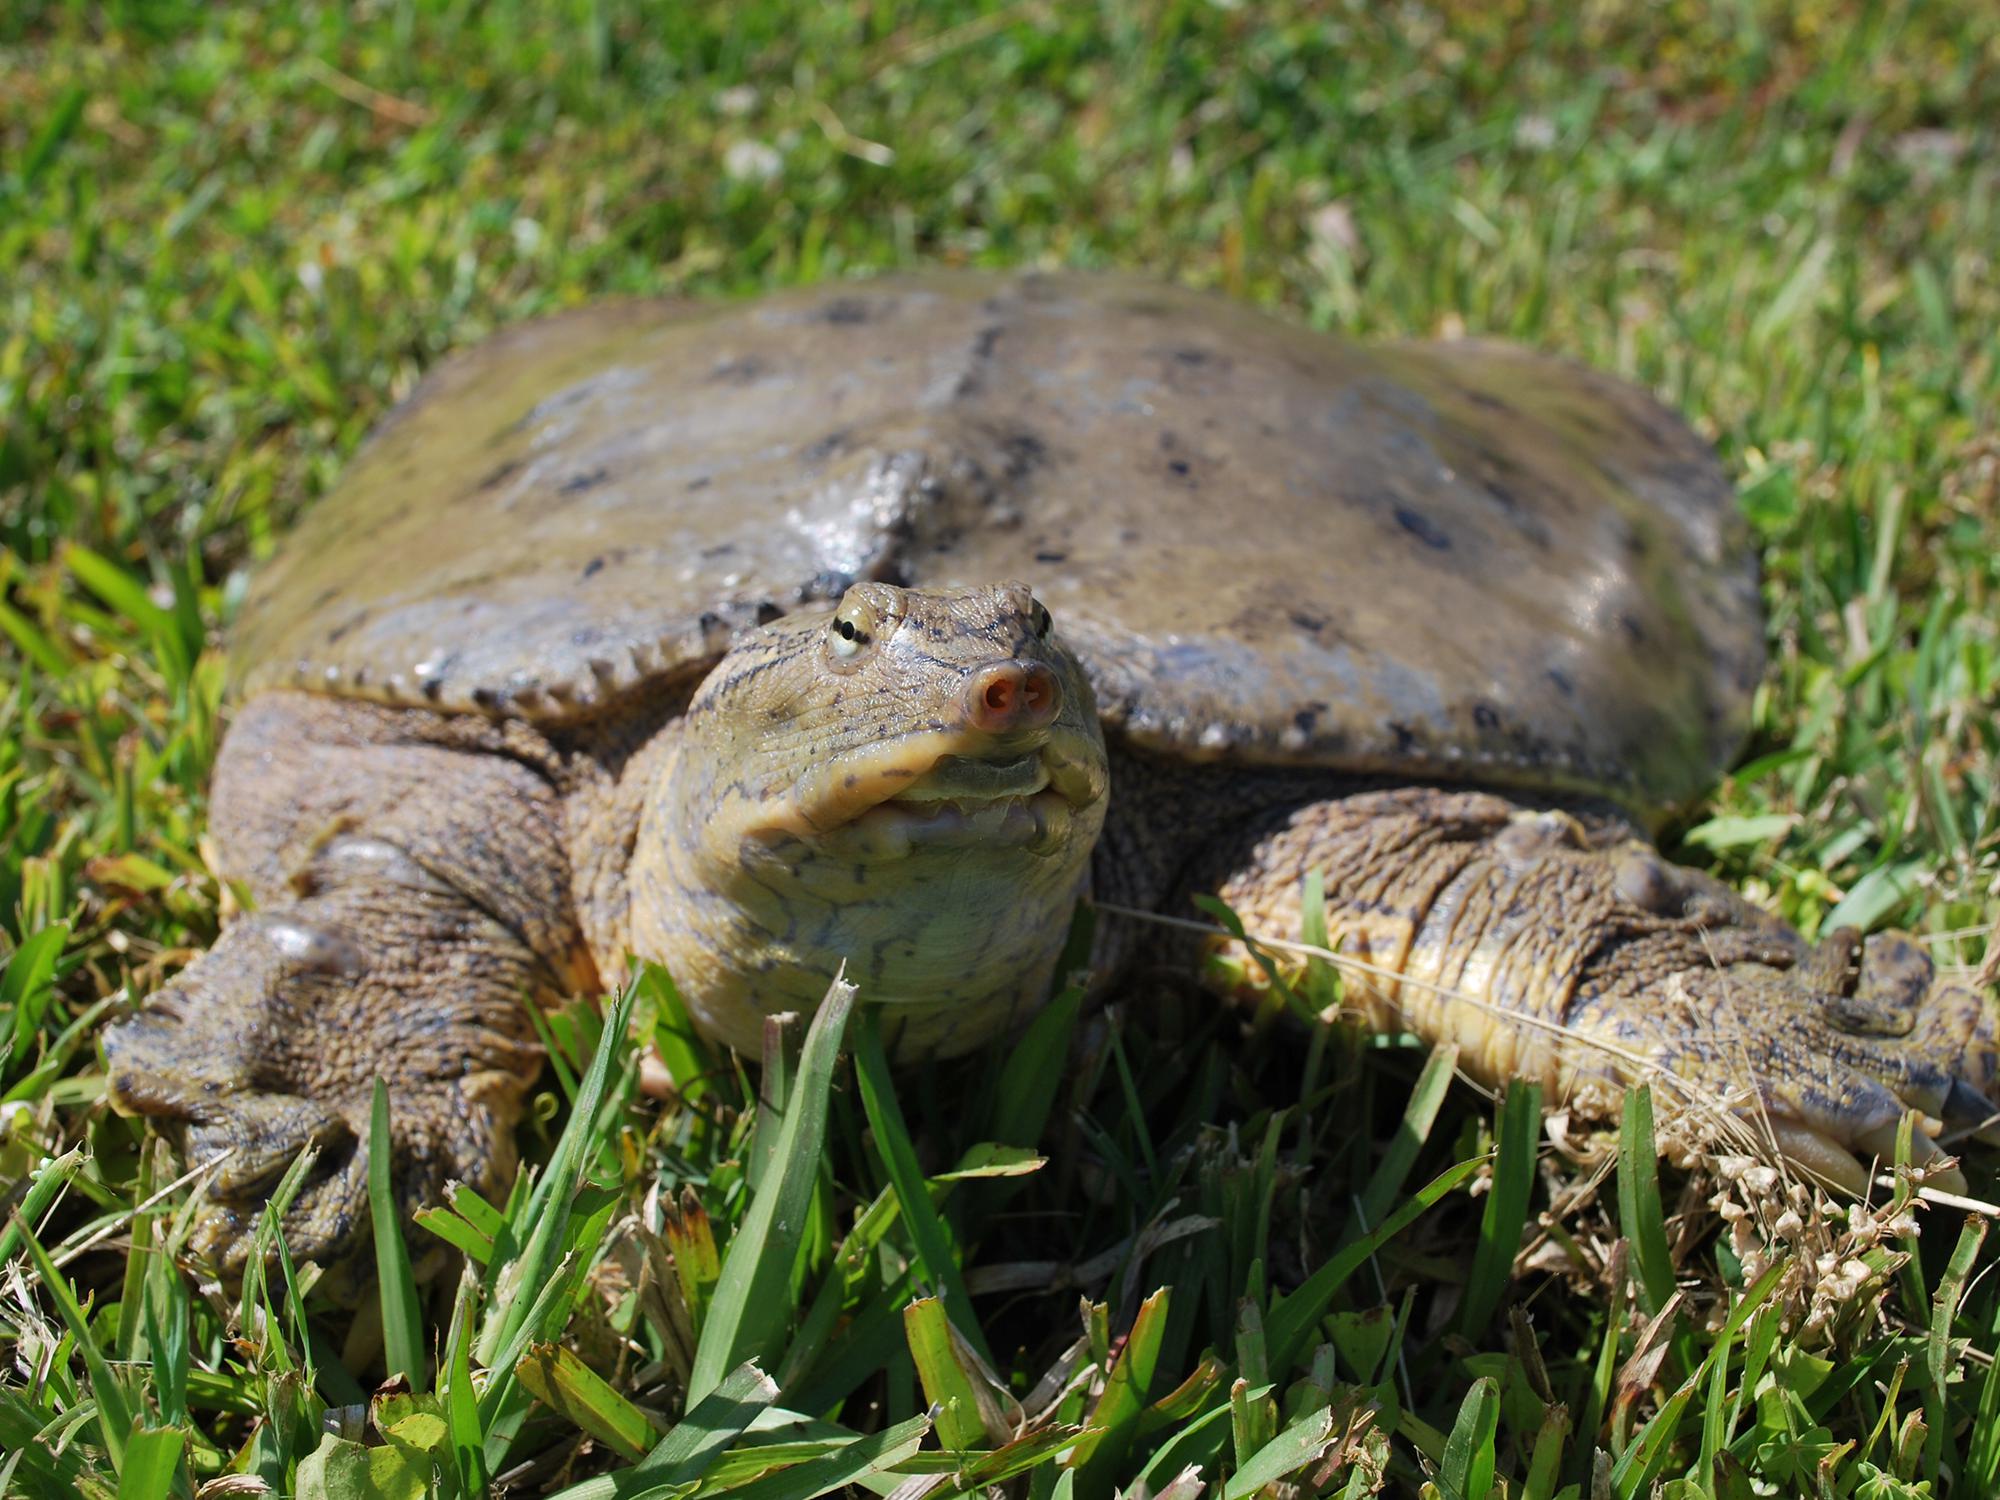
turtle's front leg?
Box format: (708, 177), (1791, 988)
(106, 856), (547, 1286)
(102, 694), (579, 1291)
(1197, 786), (1999, 1193)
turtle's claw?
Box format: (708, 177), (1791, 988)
(1571, 916), (1998, 1197)
(1941, 1077), (2000, 1149)
(103, 883), (542, 1298)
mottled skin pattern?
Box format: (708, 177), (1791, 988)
(99, 273), (2000, 1287)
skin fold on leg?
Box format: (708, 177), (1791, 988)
(1196, 786), (2000, 1194)
(103, 693), (582, 1287)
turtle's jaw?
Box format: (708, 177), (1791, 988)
(758, 725), (1107, 863)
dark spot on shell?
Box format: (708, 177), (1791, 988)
(709, 356), (767, 384)
(558, 467), (609, 496)
(474, 458), (523, 493)
(1619, 614), (1646, 643)
(1387, 721), (1418, 754)
(1293, 707), (1319, 734)
(818, 297), (873, 325)
(1466, 387), (1509, 412)
(325, 612), (364, 645)
(755, 601), (785, 625)
(1546, 668), (1575, 698)
(470, 686), (501, 710)
(1289, 609), (1326, 633)
(1472, 702), (1501, 730)
(1172, 347), (1211, 366)
(1034, 549), (1068, 564)
(688, 474), (712, 491)
(701, 541), (735, 558)
(1395, 506), (1452, 550)
(972, 325), (1003, 359)
(1001, 432), (1046, 476)
(802, 430), (851, 463)
(420, 677), (444, 702)
(1168, 459), (1192, 479)
(582, 556), (607, 579)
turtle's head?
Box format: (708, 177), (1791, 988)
(634, 582), (1109, 1059)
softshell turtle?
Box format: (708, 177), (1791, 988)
(105, 271), (1998, 1278)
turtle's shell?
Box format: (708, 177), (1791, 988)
(238, 272), (1761, 812)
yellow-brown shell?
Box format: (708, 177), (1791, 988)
(236, 272), (1761, 812)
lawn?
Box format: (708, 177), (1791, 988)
(3, 0), (1999, 1495)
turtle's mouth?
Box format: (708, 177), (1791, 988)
(860, 752), (1070, 855)
(758, 728), (1106, 861)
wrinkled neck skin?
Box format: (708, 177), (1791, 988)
(625, 583), (1108, 1061)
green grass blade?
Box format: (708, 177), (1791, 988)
(0, 1144), (83, 1266)
(687, 974), (855, 1405)
(0, 1385), (104, 1498)
(1353, 1042), (1457, 1235)
(2, 922), (66, 1076)
(0, 598), (71, 678)
(1615, 1085), (1675, 1317)
(441, 1275), (488, 1499)
(1458, 1079), (1540, 1336)
(989, 980), (1085, 1150)
(637, 961), (717, 1108)
(1437, 1377), (1499, 1500)
(1973, 1257), (2000, 1489)
(1267, 1154), (1482, 1368)
(113, 1426), (186, 1500)
(518, 1341), (658, 1462)
(1223, 1402), (1336, 1500)
(545, 1362), (781, 1499)
(715, 1413), (929, 1500)
(903, 1296), (989, 1450)
(1925, 1216), (1986, 1481)
(11, 1217), (132, 1472)
(853, 1006), (991, 1364)
(477, 974), (640, 1368)
(412, 1203), (494, 1264)
(1522, 1401), (1570, 1500)
(1074, 1286), (1171, 1491)
(1609, 1370), (1697, 1499)
(369, 1078), (426, 1392)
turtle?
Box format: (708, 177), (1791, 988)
(103, 270), (1999, 1282)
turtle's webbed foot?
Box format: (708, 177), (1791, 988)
(1575, 923), (1999, 1195)
(104, 867), (545, 1292)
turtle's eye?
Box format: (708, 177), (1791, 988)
(827, 594), (882, 664)
(1030, 600), (1053, 640)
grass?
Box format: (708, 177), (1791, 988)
(3, 0), (1999, 1494)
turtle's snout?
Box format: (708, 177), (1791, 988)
(963, 659), (1061, 735)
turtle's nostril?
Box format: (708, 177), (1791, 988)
(964, 660), (1061, 733)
